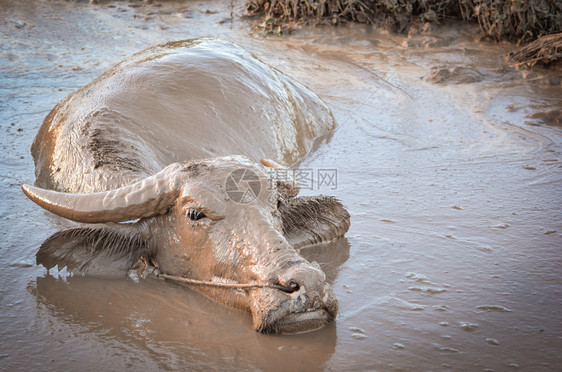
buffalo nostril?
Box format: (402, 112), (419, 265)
(287, 279), (300, 292)
(275, 279), (300, 293)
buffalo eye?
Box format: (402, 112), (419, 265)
(187, 209), (206, 221)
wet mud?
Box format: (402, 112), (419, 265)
(1, 0), (561, 370)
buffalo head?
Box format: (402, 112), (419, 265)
(23, 155), (350, 333)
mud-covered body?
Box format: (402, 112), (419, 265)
(32, 39), (335, 193)
(24, 39), (350, 333)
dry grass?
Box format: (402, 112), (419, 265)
(468, 0), (561, 42)
(247, 0), (461, 34)
(508, 32), (562, 66)
(246, 0), (562, 42)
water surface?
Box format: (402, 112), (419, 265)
(1, 0), (561, 370)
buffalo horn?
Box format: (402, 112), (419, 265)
(21, 164), (182, 223)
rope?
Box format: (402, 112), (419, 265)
(157, 273), (286, 290)
(139, 256), (286, 291)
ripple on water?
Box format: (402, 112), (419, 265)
(405, 272), (429, 283)
(342, 284), (353, 294)
(406, 273), (448, 294)
(437, 346), (460, 353)
(350, 327), (368, 340)
(459, 322), (479, 331)
(491, 223), (510, 229)
(395, 298), (427, 311)
(351, 333), (368, 340)
(485, 338), (500, 346)
(408, 286), (447, 294)
(477, 305), (513, 313)
(380, 219), (397, 224)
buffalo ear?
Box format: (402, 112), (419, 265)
(37, 223), (151, 276)
(279, 195), (350, 249)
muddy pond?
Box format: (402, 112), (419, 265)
(1, 0), (561, 370)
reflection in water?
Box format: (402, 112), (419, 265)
(29, 270), (339, 371)
(26, 238), (348, 370)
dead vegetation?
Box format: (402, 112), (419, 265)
(246, 0), (463, 34)
(468, 1), (561, 42)
(246, 0), (562, 60)
(508, 32), (562, 67)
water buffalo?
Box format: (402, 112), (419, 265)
(22, 39), (350, 334)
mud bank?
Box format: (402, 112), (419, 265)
(1, 0), (561, 371)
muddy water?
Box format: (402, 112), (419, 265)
(1, 0), (561, 370)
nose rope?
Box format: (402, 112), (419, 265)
(157, 273), (286, 290)
(137, 256), (286, 290)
